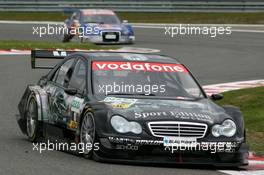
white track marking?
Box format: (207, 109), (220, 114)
(219, 170), (264, 175)
(0, 20), (63, 24)
(203, 80), (264, 95)
(249, 160), (264, 165)
(231, 29), (264, 33)
(0, 47), (160, 55)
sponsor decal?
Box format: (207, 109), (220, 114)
(92, 61), (188, 73)
(82, 9), (115, 16)
(68, 120), (78, 129)
(71, 97), (84, 114)
(103, 97), (137, 109)
(111, 103), (130, 109)
(108, 137), (162, 145)
(135, 111), (213, 123)
(116, 144), (139, 150)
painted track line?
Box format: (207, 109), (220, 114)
(0, 47), (160, 56)
(203, 80), (264, 95)
(219, 170), (264, 175)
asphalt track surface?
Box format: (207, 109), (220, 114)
(0, 23), (263, 175)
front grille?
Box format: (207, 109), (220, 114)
(148, 121), (207, 138)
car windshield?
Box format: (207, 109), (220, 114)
(92, 61), (205, 100)
(82, 14), (120, 24)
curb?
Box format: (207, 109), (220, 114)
(203, 80), (264, 95)
(249, 152), (264, 161)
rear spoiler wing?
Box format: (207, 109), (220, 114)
(31, 50), (78, 69)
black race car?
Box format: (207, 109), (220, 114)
(17, 50), (248, 166)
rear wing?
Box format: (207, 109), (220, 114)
(31, 50), (77, 69)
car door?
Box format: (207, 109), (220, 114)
(46, 58), (87, 130)
(45, 58), (76, 126)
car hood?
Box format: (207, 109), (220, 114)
(102, 97), (231, 125)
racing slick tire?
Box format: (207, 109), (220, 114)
(26, 95), (42, 142)
(80, 111), (96, 159)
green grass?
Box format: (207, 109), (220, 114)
(217, 87), (264, 155)
(0, 40), (118, 50)
(1, 12), (264, 24)
(0, 12), (68, 21)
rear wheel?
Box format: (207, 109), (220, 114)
(80, 112), (96, 158)
(26, 97), (41, 142)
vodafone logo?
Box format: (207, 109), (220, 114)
(92, 61), (188, 73)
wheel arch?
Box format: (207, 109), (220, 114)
(17, 86), (44, 134)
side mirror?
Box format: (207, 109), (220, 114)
(39, 76), (48, 87)
(123, 20), (128, 23)
(210, 93), (223, 101)
(65, 88), (78, 96)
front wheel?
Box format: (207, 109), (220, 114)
(26, 96), (41, 142)
(80, 112), (96, 159)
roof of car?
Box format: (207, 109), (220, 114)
(75, 52), (181, 64)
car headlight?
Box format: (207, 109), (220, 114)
(212, 119), (236, 137)
(111, 115), (142, 134)
(129, 121), (142, 134)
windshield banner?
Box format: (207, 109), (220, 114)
(92, 61), (188, 73)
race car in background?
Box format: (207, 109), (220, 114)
(17, 50), (248, 166)
(63, 9), (135, 44)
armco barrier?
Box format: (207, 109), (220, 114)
(0, 1), (264, 12)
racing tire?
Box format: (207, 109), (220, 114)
(80, 111), (96, 159)
(26, 96), (42, 142)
